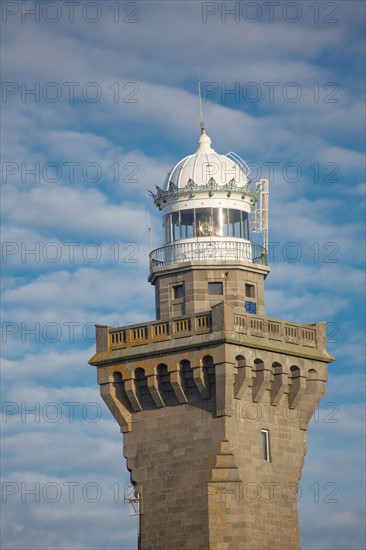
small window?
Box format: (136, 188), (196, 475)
(172, 284), (184, 300)
(208, 282), (223, 295)
(245, 284), (255, 298)
(261, 429), (270, 462)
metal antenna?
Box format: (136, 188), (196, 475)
(146, 190), (152, 253)
(147, 210), (152, 253)
(197, 65), (205, 134)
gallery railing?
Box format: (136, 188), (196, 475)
(149, 240), (268, 268)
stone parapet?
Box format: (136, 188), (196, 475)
(90, 302), (332, 364)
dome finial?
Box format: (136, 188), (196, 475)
(197, 131), (213, 152)
(197, 65), (206, 135)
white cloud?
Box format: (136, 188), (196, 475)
(2, 185), (148, 240)
(1, 2), (364, 549)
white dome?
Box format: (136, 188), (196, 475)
(148, 129), (269, 269)
(164, 132), (249, 191)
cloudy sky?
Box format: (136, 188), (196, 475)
(1, 1), (365, 548)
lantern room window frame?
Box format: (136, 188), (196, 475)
(164, 207), (249, 243)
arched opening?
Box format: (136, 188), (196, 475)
(290, 365), (301, 377)
(113, 371), (123, 383)
(157, 364), (178, 406)
(180, 359), (200, 400)
(180, 359), (194, 388)
(254, 358), (264, 370)
(308, 368), (318, 379)
(202, 355), (215, 386)
(112, 371), (132, 411)
(234, 355), (246, 387)
(134, 368), (154, 409)
(272, 362), (282, 372)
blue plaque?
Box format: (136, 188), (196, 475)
(245, 301), (257, 314)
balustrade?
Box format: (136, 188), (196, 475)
(106, 309), (319, 352)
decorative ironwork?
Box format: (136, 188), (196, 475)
(185, 178), (198, 198)
(168, 181), (179, 194)
(149, 179), (258, 203)
(207, 177), (218, 196)
(185, 178), (197, 190)
(224, 178), (236, 197)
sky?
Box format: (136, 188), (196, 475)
(1, 1), (365, 548)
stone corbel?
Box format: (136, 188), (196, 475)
(169, 369), (188, 403)
(270, 367), (289, 406)
(192, 363), (210, 399)
(146, 373), (164, 408)
(100, 382), (132, 433)
(234, 365), (254, 399)
(288, 374), (307, 410)
(125, 379), (142, 412)
(298, 378), (327, 430)
(252, 365), (272, 403)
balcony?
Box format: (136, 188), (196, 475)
(92, 304), (328, 360)
(149, 240), (268, 268)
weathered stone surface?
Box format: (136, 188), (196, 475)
(90, 262), (334, 549)
(148, 260), (270, 320)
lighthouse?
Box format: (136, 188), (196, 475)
(89, 127), (334, 549)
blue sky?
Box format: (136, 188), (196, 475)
(1, 1), (365, 548)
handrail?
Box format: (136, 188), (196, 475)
(149, 240), (268, 268)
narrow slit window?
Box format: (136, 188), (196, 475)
(261, 429), (270, 462)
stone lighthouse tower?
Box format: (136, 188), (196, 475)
(89, 128), (334, 549)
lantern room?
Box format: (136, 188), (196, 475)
(148, 129), (270, 320)
(149, 130), (268, 267)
